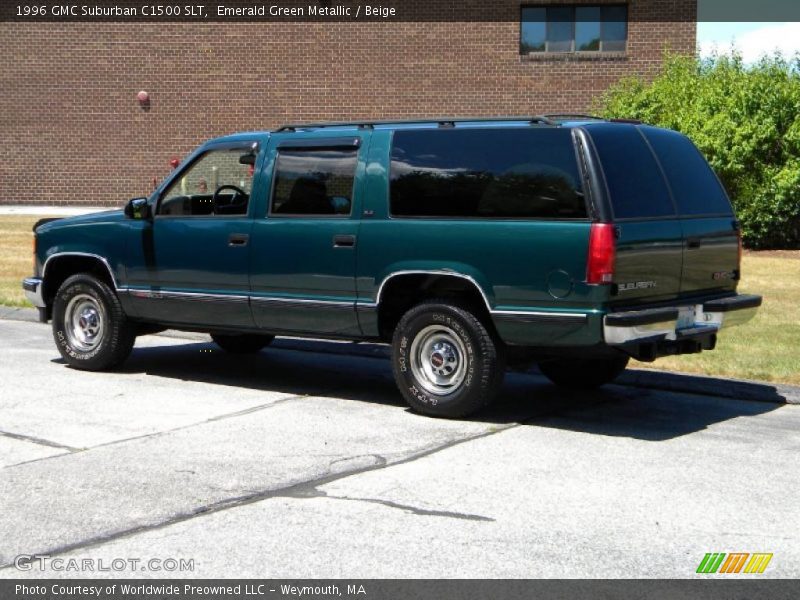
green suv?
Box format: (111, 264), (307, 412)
(23, 116), (761, 417)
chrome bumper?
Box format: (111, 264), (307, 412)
(22, 277), (45, 308)
(603, 294), (762, 346)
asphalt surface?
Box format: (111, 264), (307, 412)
(0, 318), (798, 578)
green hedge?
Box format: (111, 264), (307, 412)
(596, 52), (800, 249)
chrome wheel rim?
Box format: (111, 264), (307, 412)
(409, 324), (468, 396)
(64, 294), (105, 352)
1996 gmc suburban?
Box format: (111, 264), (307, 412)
(23, 116), (762, 417)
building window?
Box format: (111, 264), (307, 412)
(520, 4), (628, 54)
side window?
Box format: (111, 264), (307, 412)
(270, 148), (357, 216)
(390, 128), (587, 219)
(588, 124), (675, 219)
(159, 148), (254, 216)
(641, 127), (733, 216)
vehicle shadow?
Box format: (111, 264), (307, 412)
(59, 337), (784, 442)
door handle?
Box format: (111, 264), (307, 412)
(228, 233), (249, 247)
(687, 237), (702, 249)
(333, 234), (356, 248)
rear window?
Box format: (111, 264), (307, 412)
(641, 127), (733, 216)
(588, 124), (675, 219)
(389, 128), (587, 219)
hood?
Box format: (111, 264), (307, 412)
(34, 208), (125, 233)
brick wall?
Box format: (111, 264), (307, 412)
(0, 1), (696, 206)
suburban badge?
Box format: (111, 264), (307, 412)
(618, 281), (657, 292)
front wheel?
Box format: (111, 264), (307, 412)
(52, 273), (136, 370)
(211, 334), (274, 354)
(538, 355), (629, 390)
(391, 300), (505, 418)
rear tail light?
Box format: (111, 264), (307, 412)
(586, 223), (616, 284)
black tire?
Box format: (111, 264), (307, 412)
(391, 300), (505, 418)
(211, 334), (274, 354)
(52, 273), (136, 371)
(538, 355), (629, 390)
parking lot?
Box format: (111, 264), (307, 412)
(1, 317), (798, 578)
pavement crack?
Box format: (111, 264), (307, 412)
(321, 494), (495, 522)
(0, 429), (82, 452)
(327, 453), (388, 471)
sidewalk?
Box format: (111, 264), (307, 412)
(0, 206), (109, 216)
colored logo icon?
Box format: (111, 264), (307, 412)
(697, 553), (773, 574)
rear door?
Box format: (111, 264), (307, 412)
(640, 127), (739, 297)
(586, 123), (683, 306)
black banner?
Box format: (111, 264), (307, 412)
(3, 0), (800, 23)
(3, 580), (800, 600)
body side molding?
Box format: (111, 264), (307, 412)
(364, 269), (588, 320)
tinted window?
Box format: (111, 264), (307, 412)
(270, 148), (357, 216)
(547, 7), (574, 53)
(642, 127), (733, 216)
(159, 148), (254, 216)
(520, 7), (546, 53)
(601, 5), (628, 52)
(575, 7), (601, 51)
(588, 124), (675, 219)
(390, 128), (586, 219)
(520, 4), (628, 54)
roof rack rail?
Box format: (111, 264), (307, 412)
(274, 116), (559, 133)
(542, 113), (604, 122)
(609, 117), (643, 124)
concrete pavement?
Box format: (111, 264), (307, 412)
(0, 318), (798, 578)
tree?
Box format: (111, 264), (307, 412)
(595, 51), (800, 249)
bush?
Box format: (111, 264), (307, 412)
(596, 52), (800, 249)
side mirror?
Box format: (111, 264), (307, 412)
(239, 152), (256, 166)
(124, 197), (152, 220)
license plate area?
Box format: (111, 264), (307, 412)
(676, 306), (697, 330)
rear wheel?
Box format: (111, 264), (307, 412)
(52, 273), (136, 370)
(538, 355), (629, 389)
(211, 334), (274, 354)
(391, 300), (505, 418)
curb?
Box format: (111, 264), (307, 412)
(0, 306), (39, 322)
(615, 369), (799, 406)
(1, 306), (797, 405)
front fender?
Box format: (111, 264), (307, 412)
(36, 217), (129, 296)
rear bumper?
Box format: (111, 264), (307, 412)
(22, 277), (45, 308)
(603, 294), (762, 359)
